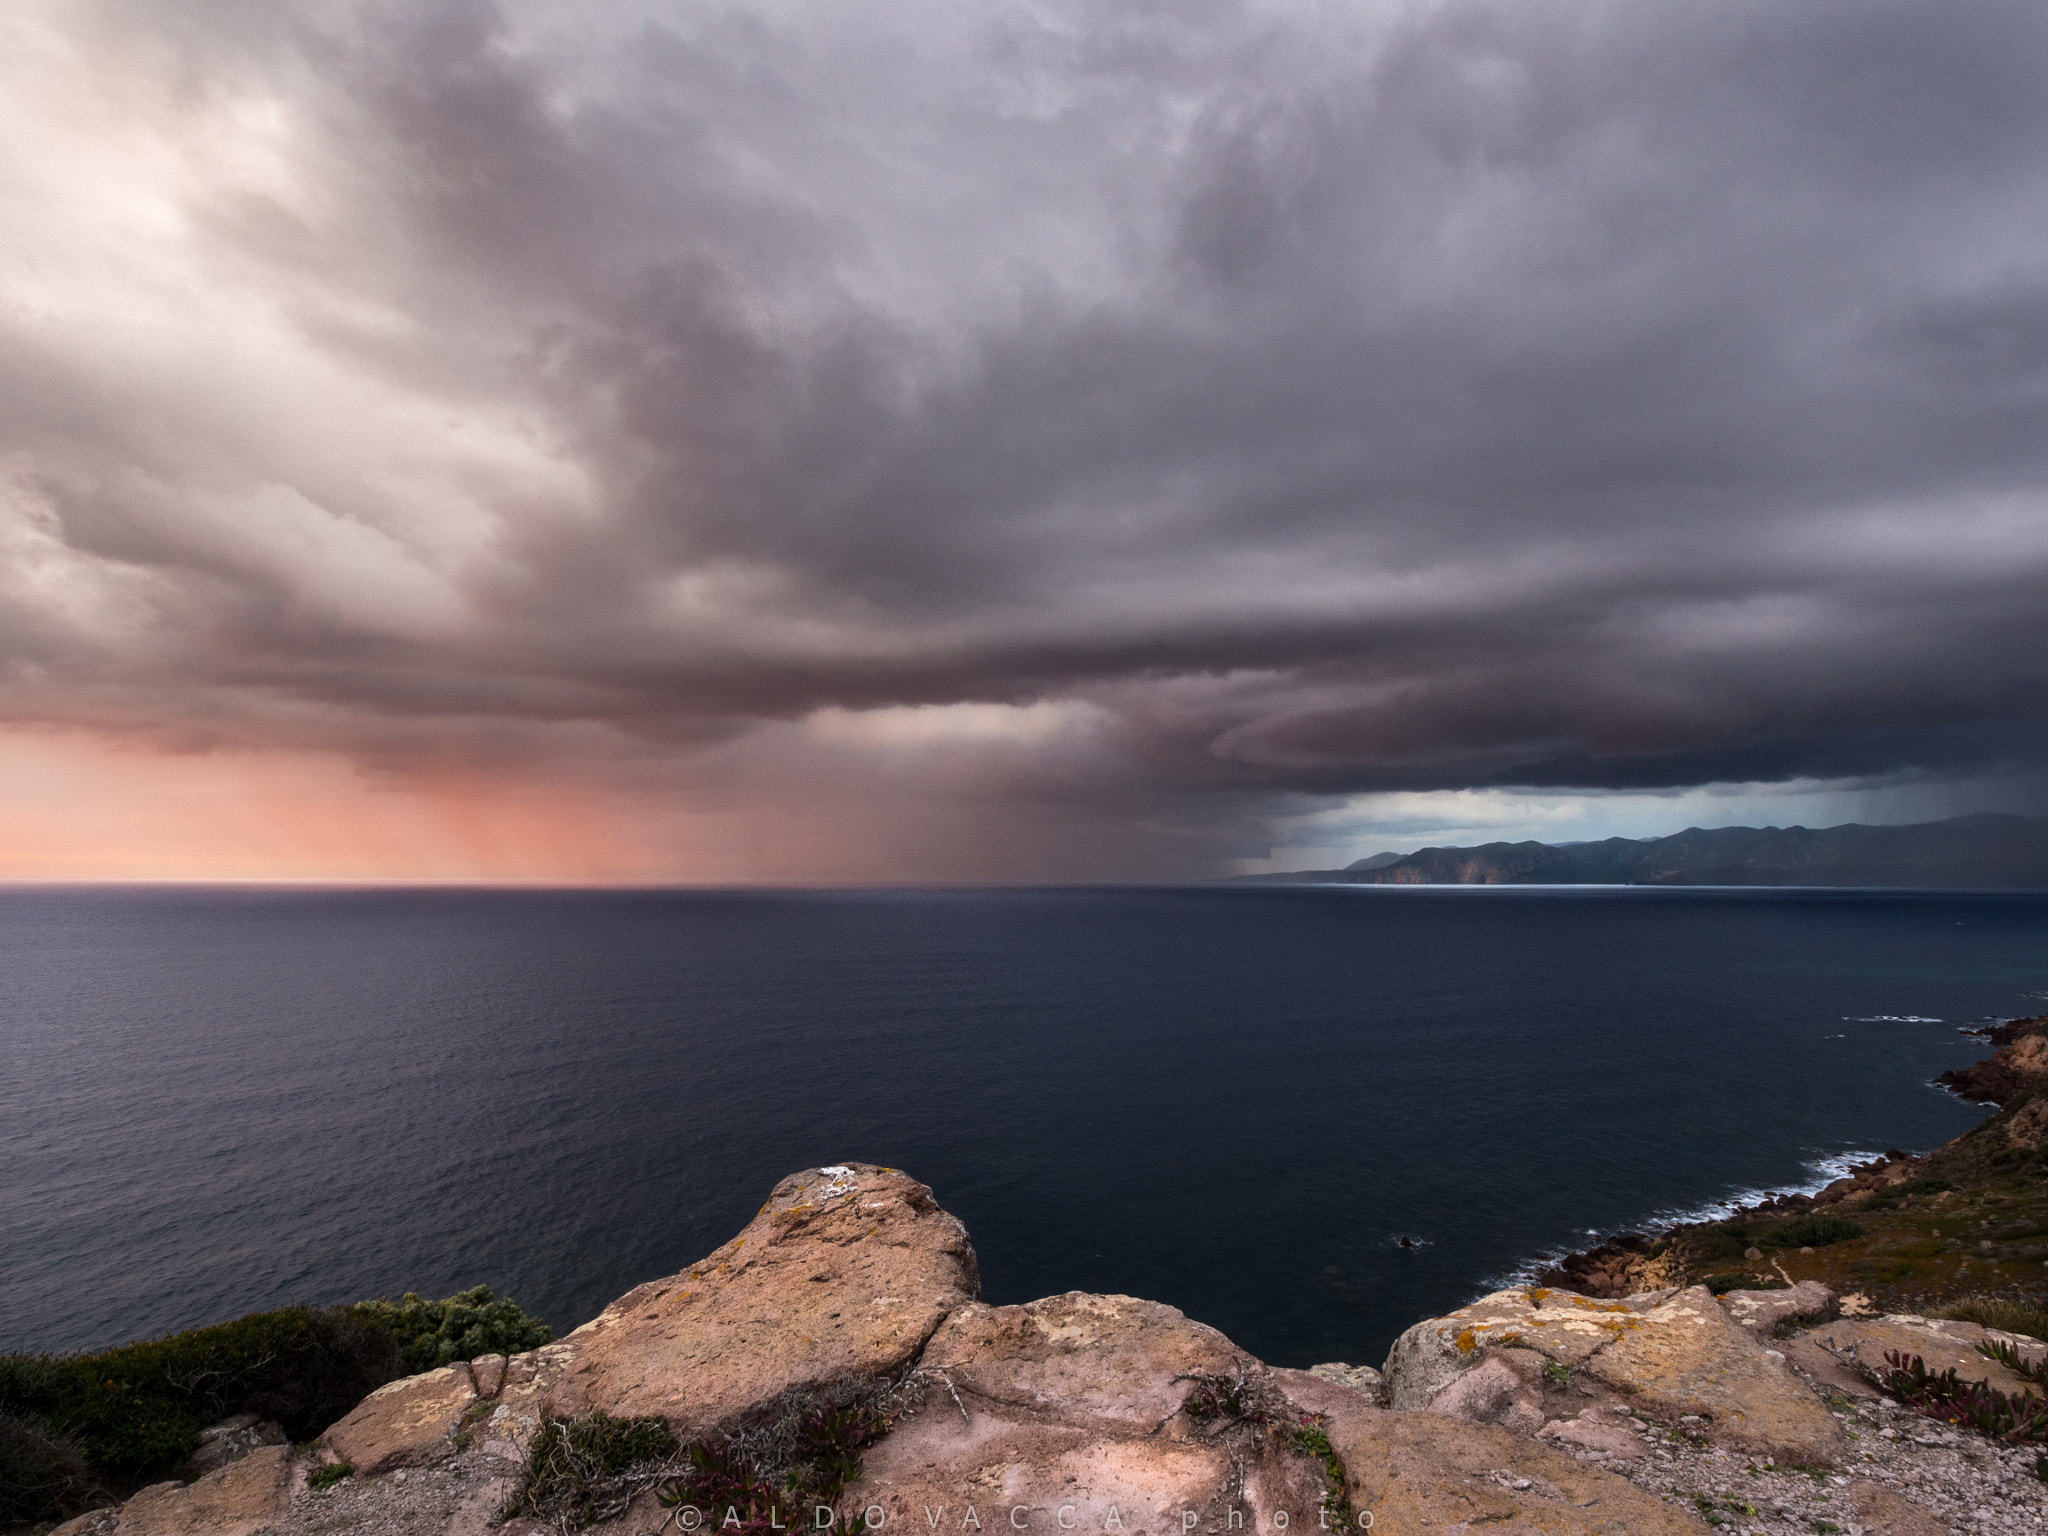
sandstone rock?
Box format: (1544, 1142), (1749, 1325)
(319, 1363), (475, 1475)
(1384, 1283), (1842, 1464)
(105, 1444), (293, 1535)
(1535, 1406), (1646, 1459)
(1382, 1285), (1653, 1409)
(1305, 1361), (1386, 1404)
(545, 1163), (979, 1434)
(1282, 1371), (1707, 1535)
(1792, 1314), (2046, 1400)
(1423, 1349), (1545, 1433)
(1582, 1286), (1844, 1465)
(1848, 1476), (1953, 1536)
(468, 1352), (507, 1398)
(1717, 1281), (1837, 1337)
(849, 1295), (1328, 1536)
(320, 1163), (982, 1478)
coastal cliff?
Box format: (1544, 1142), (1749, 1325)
(32, 1018), (2048, 1536)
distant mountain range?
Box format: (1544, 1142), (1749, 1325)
(1239, 812), (2048, 888)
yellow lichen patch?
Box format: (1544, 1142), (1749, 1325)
(1455, 1328), (1478, 1354)
(1527, 1288), (1552, 1305)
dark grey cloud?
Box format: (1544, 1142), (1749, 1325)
(3, 0), (2047, 873)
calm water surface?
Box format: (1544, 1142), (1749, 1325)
(2, 885), (2043, 1366)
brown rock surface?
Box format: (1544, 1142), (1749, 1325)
(1582, 1286), (1845, 1464)
(1284, 1372), (1708, 1535)
(1424, 1349), (1545, 1432)
(851, 1295), (1326, 1536)
(1797, 1314), (2046, 1398)
(1382, 1285), (1656, 1408)
(1382, 1282), (1840, 1462)
(1718, 1281), (1837, 1337)
(1535, 1406), (1647, 1459)
(319, 1363), (476, 1474)
(545, 1163), (979, 1433)
(106, 1444), (293, 1535)
(1304, 1361), (1385, 1404)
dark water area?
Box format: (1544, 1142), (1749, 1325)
(3, 885), (2044, 1369)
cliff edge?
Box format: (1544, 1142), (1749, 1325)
(49, 1160), (2048, 1536)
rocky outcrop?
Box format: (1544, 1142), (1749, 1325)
(71, 1164), (2030, 1536)
(543, 1163), (979, 1432)
(51, 1444), (295, 1536)
(850, 1293), (1332, 1535)
(313, 1162), (981, 1478)
(1279, 1371), (1704, 1535)
(1717, 1282), (1837, 1338)
(320, 1363), (477, 1475)
(1938, 1013), (2048, 1105)
(1786, 1313), (2048, 1401)
(1382, 1282), (1846, 1465)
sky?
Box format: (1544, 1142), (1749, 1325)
(3, 0), (2046, 882)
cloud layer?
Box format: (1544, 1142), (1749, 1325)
(4, 0), (2047, 878)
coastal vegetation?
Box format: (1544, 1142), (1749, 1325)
(1539, 1013), (2048, 1318)
(0, 1286), (548, 1525)
(504, 1373), (923, 1533)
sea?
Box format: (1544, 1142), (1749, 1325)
(2, 885), (2044, 1369)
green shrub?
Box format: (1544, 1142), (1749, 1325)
(0, 1304), (401, 1481)
(1685, 1223), (1754, 1262)
(307, 1460), (355, 1491)
(0, 1286), (550, 1522)
(1897, 1177), (1954, 1197)
(348, 1286), (553, 1375)
(1757, 1215), (1863, 1250)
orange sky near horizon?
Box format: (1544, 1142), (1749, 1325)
(0, 730), (714, 884)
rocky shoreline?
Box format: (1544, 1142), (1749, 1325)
(1531, 1012), (2048, 1307)
(32, 1015), (2048, 1536)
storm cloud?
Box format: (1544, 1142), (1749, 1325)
(3, 0), (2046, 877)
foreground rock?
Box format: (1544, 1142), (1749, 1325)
(1384, 1283), (1845, 1465)
(852, 1293), (1334, 1535)
(51, 1445), (294, 1536)
(1783, 1312), (2048, 1401)
(74, 1163), (2048, 1536)
(314, 1162), (981, 1477)
(1283, 1370), (1703, 1535)
(544, 1163), (979, 1430)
